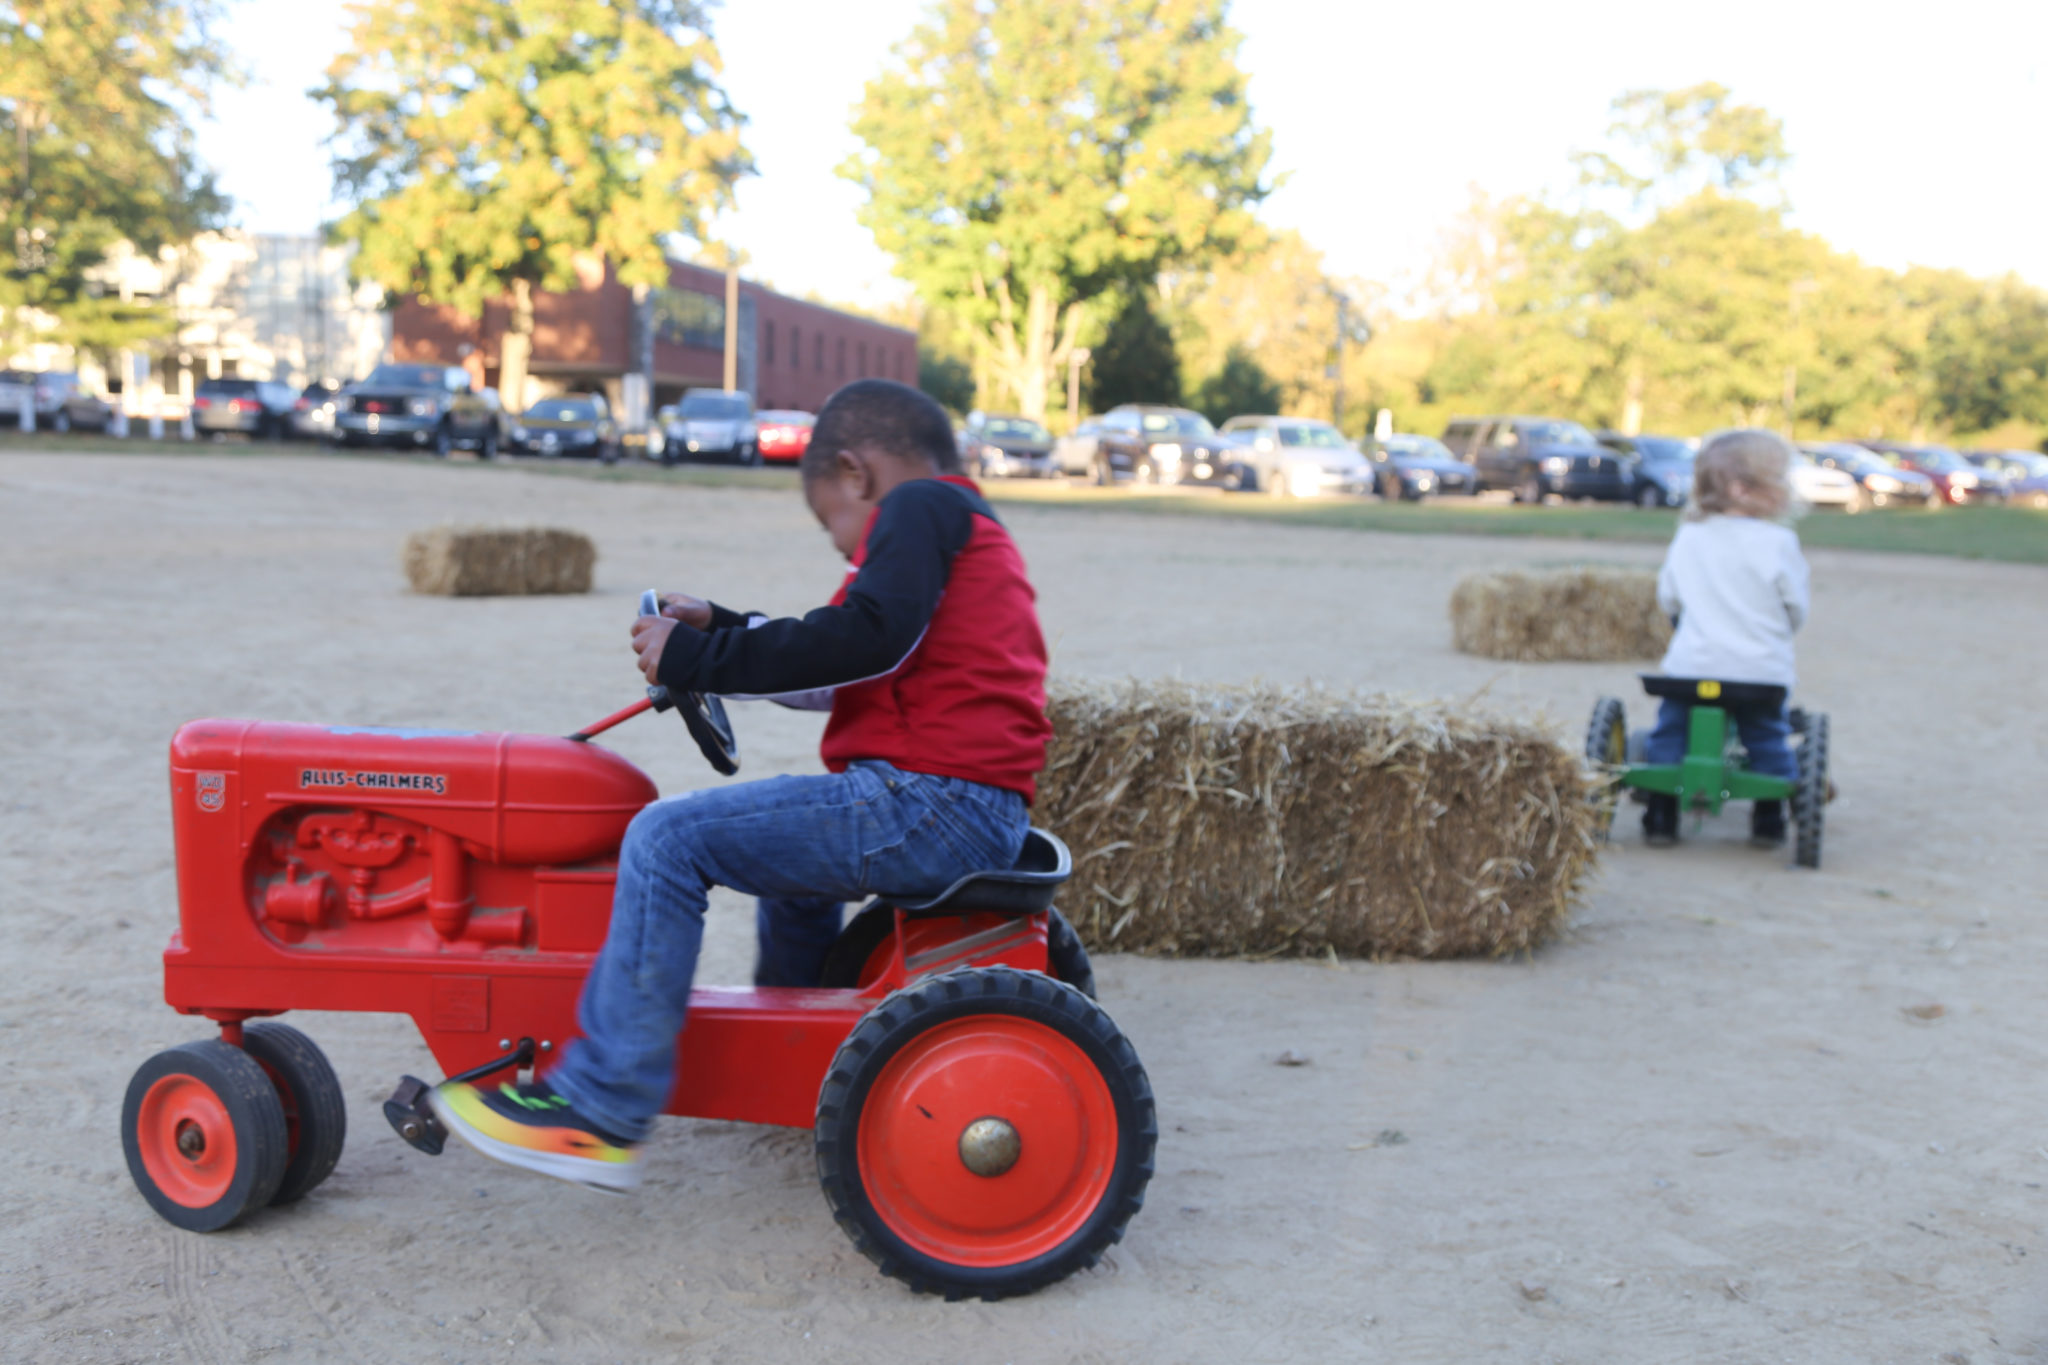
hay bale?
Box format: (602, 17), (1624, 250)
(401, 524), (596, 596)
(1450, 566), (1671, 662)
(1038, 678), (1600, 961)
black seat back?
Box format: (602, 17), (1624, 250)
(1640, 675), (1788, 709)
(890, 828), (1073, 916)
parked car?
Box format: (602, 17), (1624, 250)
(1092, 405), (1248, 488)
(756, 410), (815, 464)
(1789, 451), (1862, 511)
(1442, 415), (1634, 502)
(511, 394), (617, 461)
(1366, 432), (1481, 500)
(1859, 441), (2003, 506)
(292, 382), (343, 441)
(1595, 431), (1696, 508)
(1051, 418), (1105, 478)
(193, 377), (301, 441)
(332, 364), (497, 456)
(1801, 441), (1937, 509)
(1216, 415), (1376, 497)
(0, 369), (118, 432)
(966, 413), (1057, 478)
(658, 388), (757, 465)
(1964, 449), (2048, 508)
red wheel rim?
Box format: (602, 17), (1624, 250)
(135, 1074), (239, 1208)
(856, 1015), (1118, 1267)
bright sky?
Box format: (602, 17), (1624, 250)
(199, 0), (2048, 308)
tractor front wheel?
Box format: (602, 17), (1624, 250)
(1793, 712), (1830, 869)
(240, 1022), (347, 1205)
(122, 1040), (288, 1231)
(814, 967), (1154, 1300)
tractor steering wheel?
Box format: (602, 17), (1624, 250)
(639, 591), (740, 776)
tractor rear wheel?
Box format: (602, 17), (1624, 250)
(240, 1022), (347, 1205)
(1585, 696), (1629, 835)
(819, 905), (1095, 999)
(1793, 712), (1830, 869)
(122, 1040), (288, 1231)
(814, 967), (1154, 1300)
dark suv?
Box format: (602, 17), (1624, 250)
(1443, 415), (1633, 503)
(1092, 405), (1246, 488)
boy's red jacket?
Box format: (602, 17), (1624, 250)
(653, 475), (1052, 800)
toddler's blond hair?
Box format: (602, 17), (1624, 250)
(1688, 428), (1794, 521)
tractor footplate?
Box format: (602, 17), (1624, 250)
(383, 1075), (448, 1155)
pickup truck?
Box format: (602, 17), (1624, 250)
(332, 363), (497, 457)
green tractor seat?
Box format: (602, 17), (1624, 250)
(1640, 676), (1787, 709)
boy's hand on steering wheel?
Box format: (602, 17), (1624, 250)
(631, 614), (678, 685)
(659, 592), (713, 629)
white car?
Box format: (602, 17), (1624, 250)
(1789, 453), (1861, 511)
(1217, 415), (1377, 498)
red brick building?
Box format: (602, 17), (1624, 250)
(392, 257), (916, 416)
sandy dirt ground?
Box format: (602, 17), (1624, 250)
(4, 451), (2046, 1364)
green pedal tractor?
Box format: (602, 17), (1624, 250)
(1586, 677), (1832, 868)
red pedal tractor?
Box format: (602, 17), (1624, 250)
(122, 663), (1154, 1301)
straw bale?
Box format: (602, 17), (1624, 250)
(1450, 566), (1671, 662)
(1038, 678), (1600, 960)
(401, 524), (596, 596)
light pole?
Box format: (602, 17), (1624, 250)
(1067, 346), (1091, 431)
(1330, 291), (1349, 430)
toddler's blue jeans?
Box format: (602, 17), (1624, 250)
(548, 760), (1029, 1141)
(1645, 699), (1796, 782)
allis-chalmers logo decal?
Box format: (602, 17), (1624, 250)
(299, 768), (449, 794)
(196, 772), (226, 812)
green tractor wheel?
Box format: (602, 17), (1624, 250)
(1584, 696), (1628, 835)
(1793, 712), (1830, 869)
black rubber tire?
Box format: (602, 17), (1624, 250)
(814, 967), (1154, 1301)
(240, 1022), (346, 1206)
(738, 441), (762, 467)
(1636, 482), (1661, 508)
(1092, 454), (1112, 487)
(432, 423), (452, 458)
(478, 428), (498, 461)
(122, 1039), (288, 1232)
(1517, 468), (1544, 505)
(1793, 712), (1829, 869)
(52, 409), (71, 433)
(1585, 696), (1628, 835)
(819, 904), (1096, 999)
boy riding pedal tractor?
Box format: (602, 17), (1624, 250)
(431, 379), (1053, 1191)
(1641, 428), (1811, 849)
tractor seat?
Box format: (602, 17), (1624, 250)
(890, 828), (1073, 917)
(1640, 675), (1788, 709)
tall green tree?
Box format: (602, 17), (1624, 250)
(1574, 81), (1788, 208)
(1188, 344), (1277, 425)
(315, 0), (751, 405)
(0, 0), (231, 355)
(844, 0), (1271, 422)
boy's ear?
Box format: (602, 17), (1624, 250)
(836, 447), (876, 500)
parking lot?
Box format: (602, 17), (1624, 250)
(5, 450), (2047, 1363)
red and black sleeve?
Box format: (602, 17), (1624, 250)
(655, 479), (978, 697)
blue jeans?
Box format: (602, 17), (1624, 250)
(1645, 699), (1796, 782)
(547, 761), (1029, 1142)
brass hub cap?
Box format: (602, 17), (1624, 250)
(957, 1116), (1021, 1178)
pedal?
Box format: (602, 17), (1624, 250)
(383, 1075), (448, 1155)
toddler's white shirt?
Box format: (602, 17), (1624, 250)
(1655, 515), (1809, 688)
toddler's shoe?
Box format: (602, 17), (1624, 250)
(1750, 799), (1787, 849)
(1642, 794), (1679, 847)
(430, 1078), (641, 1193)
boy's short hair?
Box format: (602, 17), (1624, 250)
(802, 379), (960, 480)
(1689, 428), (1794, 521)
